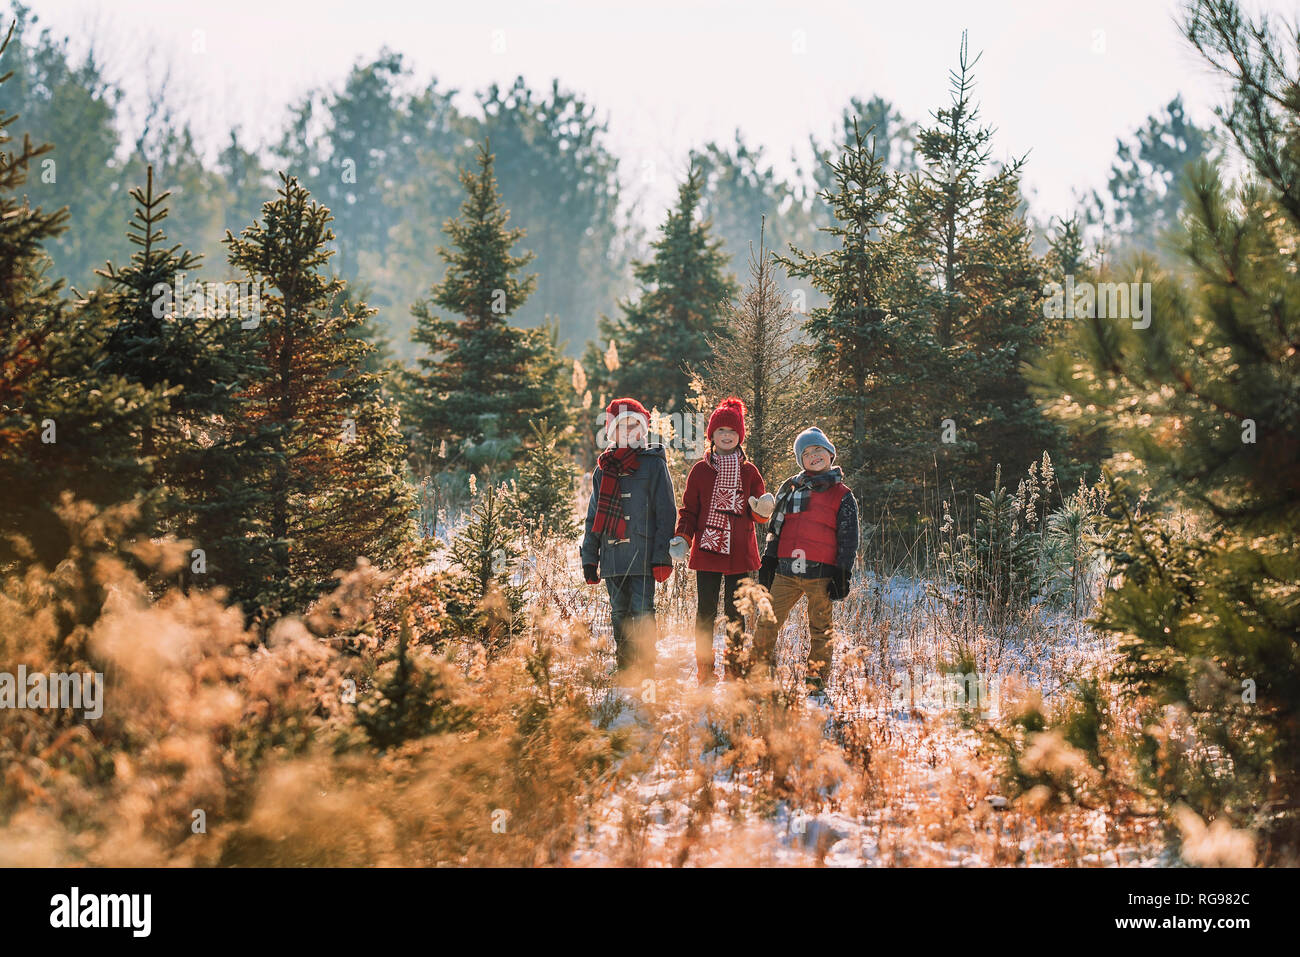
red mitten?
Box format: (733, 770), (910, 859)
(652, 564), (672, 583)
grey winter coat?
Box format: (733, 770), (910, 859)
(580, 444), (677, 578)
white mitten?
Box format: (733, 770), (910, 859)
(748, 493), (776, 519)
(669, 535), (689, 561)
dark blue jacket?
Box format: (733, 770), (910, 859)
(580, 444), (676, 577)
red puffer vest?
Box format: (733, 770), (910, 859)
(777, 483), (848, 566)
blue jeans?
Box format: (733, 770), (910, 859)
(604, 574), (656, 673)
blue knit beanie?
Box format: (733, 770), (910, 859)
(794, 427), (836, 466)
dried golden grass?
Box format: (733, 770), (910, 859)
(0, 499), (1263, 866)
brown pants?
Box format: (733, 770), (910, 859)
(752, 573), (835, 679)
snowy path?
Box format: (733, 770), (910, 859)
(549, 568), (1167, 867)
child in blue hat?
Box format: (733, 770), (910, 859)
(755, 427), (859, 695)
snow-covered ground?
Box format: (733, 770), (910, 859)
(540, 561), (1168, 867)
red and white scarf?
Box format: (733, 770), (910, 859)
(698, 449), (744, 555)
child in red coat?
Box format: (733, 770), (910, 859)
(670, 397), (775, 685)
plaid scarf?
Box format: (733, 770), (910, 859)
(766, 466), (843, 545)
(592, 445), (640, 538)
(698, 449), (744, 555)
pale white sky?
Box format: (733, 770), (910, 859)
(20, 0), (1300, 226)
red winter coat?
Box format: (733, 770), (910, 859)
(675, 453), (768, 574)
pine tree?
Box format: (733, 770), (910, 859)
(1044, 214), (1086, 279)
(527, 315), (578, 445)
(597, 166), (737, 412)
(513, 418), (579, 541)
(776, 119), (936, 498)
(0, 22), (168, 572)
(473, 76), (632, 347)
(356, 609), (472, 750)
(334, 278), (394, 374)
(904, 35), (996, 351)
(902, 33), (1061, 495)
(959, 157), (1061, 486)
(804, 95), (919, 241)
(1084, 95), (1216, 255)
(405, 141), (564, 474)
(278, 50), (468, 366)
(1040, 215), (1109, 478)
(224, 172), (417, 624)
(216, 127), (271, 245)
(1029, 0), (1300, 853)
(449, 479), (525, 655)
(95, 166), (273, 592)
(692, 132), (817, 292)
(0, 5), (127, 291)
(693, 219), (811, 482)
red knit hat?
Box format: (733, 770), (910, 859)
(707, 396), (746, 443)
(605, 396), (650, 436)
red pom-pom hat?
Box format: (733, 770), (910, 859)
(707, 396), (747, 443)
